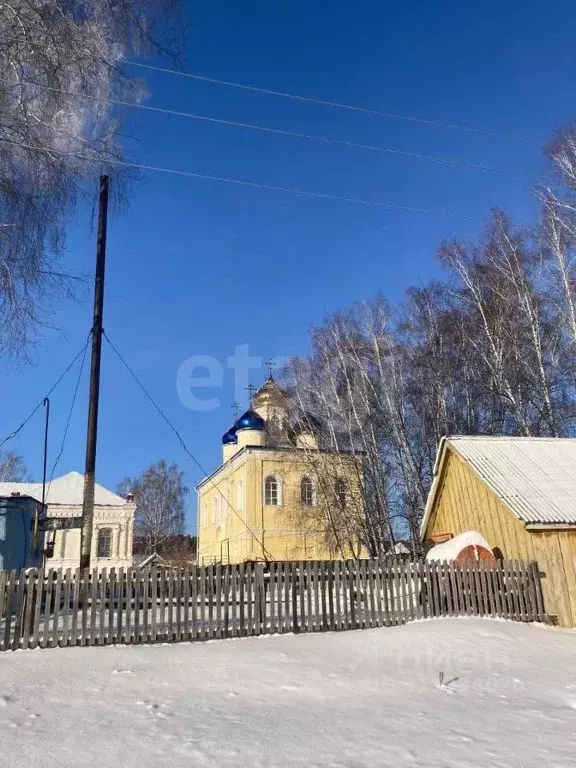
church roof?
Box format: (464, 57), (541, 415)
(234, 408), (265, 431)
(0, 471), (129, 507)
(222, 426), (238, 445)
(254, 376), (286, 402)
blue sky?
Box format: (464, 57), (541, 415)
(1, 0), (575, 530)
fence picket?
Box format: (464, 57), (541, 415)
(311, 561), (319, 632)
(31, 570), (44, 650)
(117, 567), (126, 643)
(106, 569), (115, 644)
(332, 560), (341, 630)
(12, 570), (26, 650)
(182, 568), (190, 641)
(304, 561), (312, 632)
(124, 569), (134, 643)
(236, 563), (244, 637)
(40, 569), (53, 649)
(492, 562), (503, 617)
(404, 560), (418, 621)
(531, 561), (546, 621)
(147, 567), (156, 643)
(58, 568), (70, 648)
(22, 570), (36, 650)
(267, 562), (275, 634)
(514, 560), (525, 621)
(298, 562), (305, 633)
(133, 568), (141, 643)
(447, 561), (458, 616)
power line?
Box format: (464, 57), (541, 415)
(0, 137), (482, 220)
(0, 77), (545, 180)
(47, 334), (90, 487)
(0, 336), (92, 451)
(102, 331), (275, 560)
(125, 60), (542, 145)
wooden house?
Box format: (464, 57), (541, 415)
(421, 437), (576, 627)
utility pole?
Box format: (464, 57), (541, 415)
(80, 175), (109, 571)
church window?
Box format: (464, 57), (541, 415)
(97, 528), (112, 558)
(335, 478), (348, 508)
(300, 476), (314, 506)
(237, 479), (244, 511)
(264, 474), (281, 506)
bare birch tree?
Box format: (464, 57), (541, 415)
(0, 450), (30, 481)
(118, 459), (187, 556)
(0, 0), (182, 355)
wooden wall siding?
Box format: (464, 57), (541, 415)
(429, 451), (537, 560)
(0, 560), (545, 652)
(427, 448), (576, 627)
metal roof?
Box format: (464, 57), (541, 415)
(421, 436), (576, 535)
(0, 471), (128, 507)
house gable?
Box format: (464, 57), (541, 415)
(424, 447), (537, 561)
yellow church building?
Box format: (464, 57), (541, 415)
(197, 377), (366, 564)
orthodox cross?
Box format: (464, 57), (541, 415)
(265, 358), (276, 379)
(231, 402), (240, 420)
(246, 384), (257, 405)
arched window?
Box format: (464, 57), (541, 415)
(264, 474), (282, 506)
(202, 503), (208, 528)
(213, 495), (220, 525)
(300, 476), (314, 506)
(97, 528), (112, 558)
(237, 479), (244, 511)
(335, 478), (347, 508)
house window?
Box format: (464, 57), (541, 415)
(237, 479), (244, 511)
(97, 528), (112, 558)
(264, 474), (281, 506)
(335, 478), (347, 507)
(300, 476), (314, 506)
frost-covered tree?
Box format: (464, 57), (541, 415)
(0, 450), (30, 481)
(118, 460), (188, 556)
(0, 1), (182, 354)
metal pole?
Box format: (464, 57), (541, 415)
(80, 175), (109, 571)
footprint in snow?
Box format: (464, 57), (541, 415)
(0, 695), (14, 707)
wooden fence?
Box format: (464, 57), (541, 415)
(0, 559), (545, 651)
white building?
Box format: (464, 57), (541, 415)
(0, 471), (135, 571)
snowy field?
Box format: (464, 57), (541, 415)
(0, 619), (575, 768)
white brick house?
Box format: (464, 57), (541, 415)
(0, 471), (135, 570)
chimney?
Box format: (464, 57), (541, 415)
(125, 493), (134, 502)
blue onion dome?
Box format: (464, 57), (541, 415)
(222, 426), (238, 445)
(234, 408), (265, 431)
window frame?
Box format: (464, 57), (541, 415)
(300, 475), (315, 506)
(264, 474), (282, 506)
(97, 527), (113, 559)
(335, 478), (348, 508)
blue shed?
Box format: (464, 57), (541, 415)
(0, 495), (45, 571)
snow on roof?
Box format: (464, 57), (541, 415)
(421, 436), (576, 537)
(426, 530), (492, 562)
(0, 471), (128, 507)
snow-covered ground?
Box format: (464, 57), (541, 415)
(0, 619), (575, 767)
